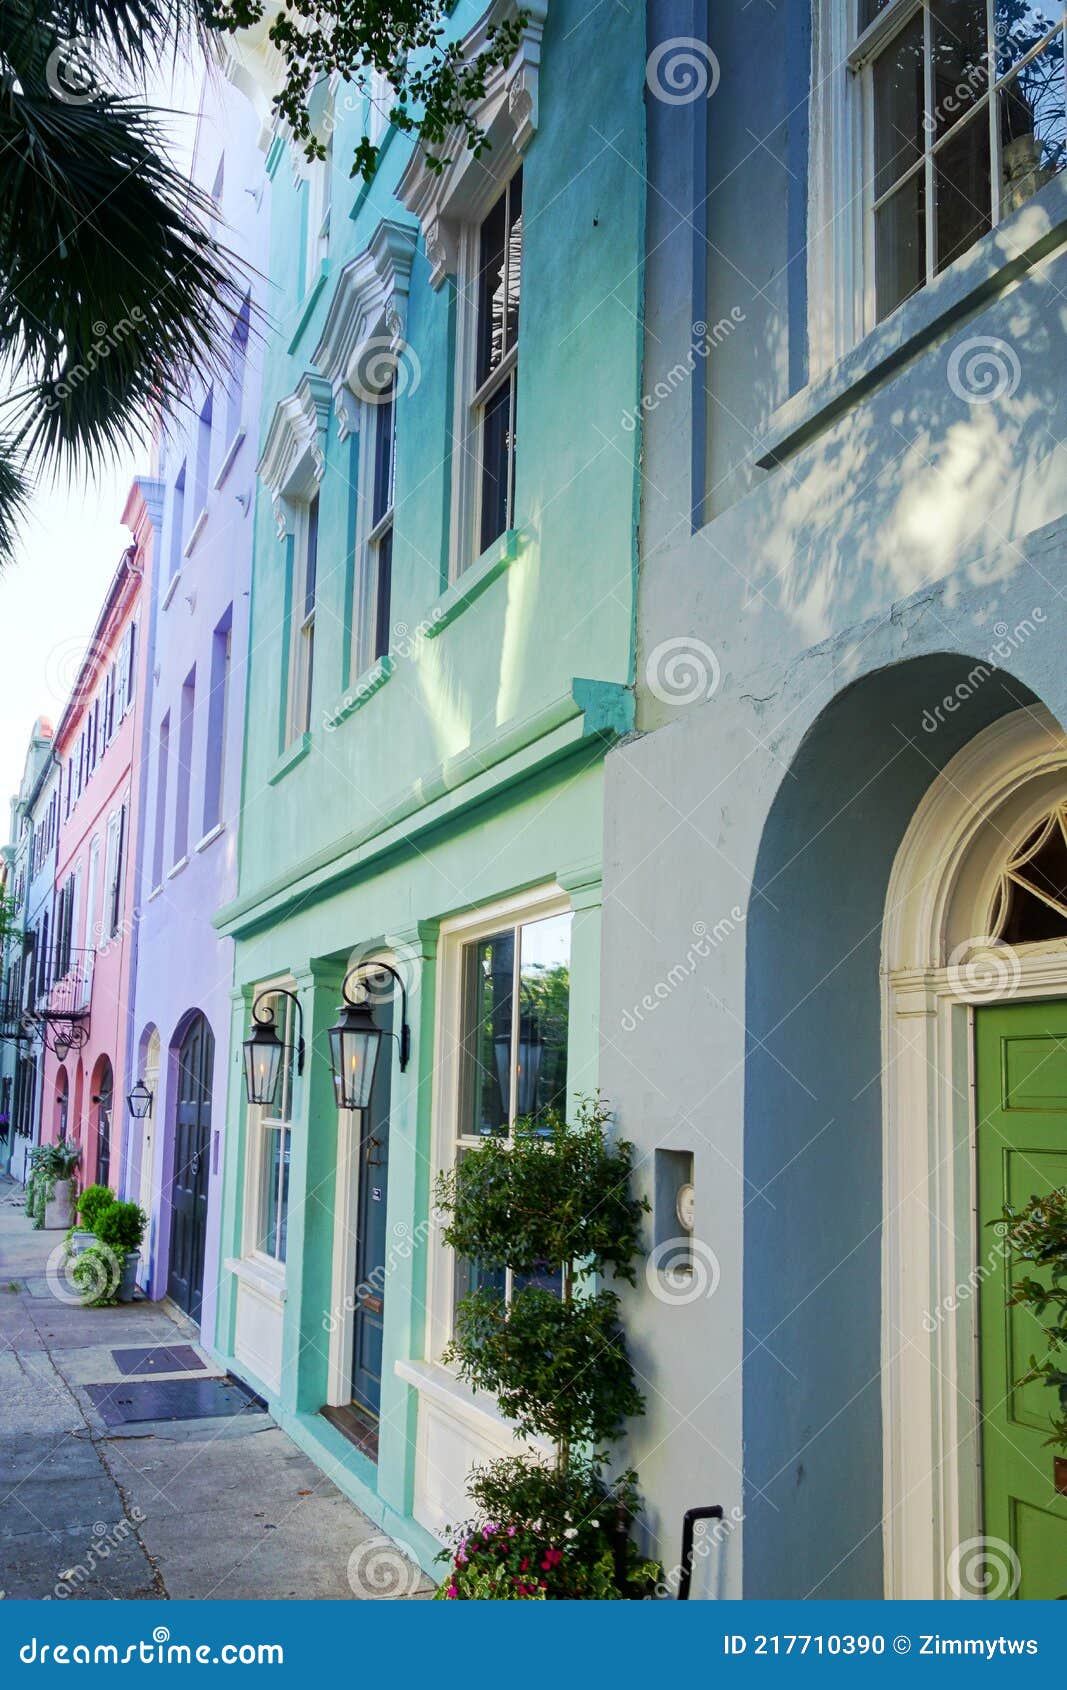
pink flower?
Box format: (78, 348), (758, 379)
(541, 1547), (562, 1571)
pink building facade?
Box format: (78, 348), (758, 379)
(40, 510), (152, 1193)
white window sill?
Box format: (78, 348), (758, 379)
(183, 508), (209, 558)
(393, 1357), (551, 1454)
(194, 821), (226, 854)
(161, 570), (182, 611)
(166, 855), (188, 881)
(213, 430), (246, 490)
(145, 884), (164, 903)
(757, 172), (1067, 470)
(225, 1254), (287, 1305)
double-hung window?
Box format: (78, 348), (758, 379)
(355, 379), (396, 674)
(850, 1), (1066, 326)
(470, 168), (523, 560)
(252, 991), (296, 1263)
(445, 901), (572, 1321)
(287, 494), (319, 743)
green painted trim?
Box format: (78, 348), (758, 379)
(214, 679), (632, 938)
(265, 134), (286, 179)
(424, 529), (520, 639)
(268, 731), (311, 786)
(287, 262), (330, 355)
(323, 655), (395, 732)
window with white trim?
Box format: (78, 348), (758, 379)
(845, 1), (1065, 328)
(250, 991), (297, 1263)
(463, 167), (523, 563)
(286, 493), (319, 743)
(446, 902), (571, 1319)
(353, 377), (396, 675)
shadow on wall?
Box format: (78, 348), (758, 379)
(742, 652), (1049, 1599)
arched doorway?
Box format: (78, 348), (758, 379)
(743, 654), (1045, 1599)
(167, 1014), (214, 1321)
(91, 1057), (114, 1189)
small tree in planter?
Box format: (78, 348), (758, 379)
(26, 1142), (80, 1229)
(1002, 1188), (1067, 1481)
(434, 1095), (661, 1599)
(73, 1201), (146, 1307)
(67, 1184), (116, 1258)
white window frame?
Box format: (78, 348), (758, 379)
(285, 494), (319, 745)
(351, 382), (396, 679)
(242, 979), (298, 1272)
(425, 883), (572, 1360)
(810, 0), (1067, 372)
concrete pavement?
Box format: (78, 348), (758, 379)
(0, 1182), (434, 1600)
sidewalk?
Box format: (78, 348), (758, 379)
(0, 1184), (434, 1600)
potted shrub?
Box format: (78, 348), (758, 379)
(68, 1184), (116, 1257)
(26, 1141), (81, 1230)
(91, 1201), (147, 1305)
(434, 1095), (661, 1599)
(1002, 1187), (1067, 1491)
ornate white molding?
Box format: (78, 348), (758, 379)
(312, 220), (418, 439)
(258, 373), (331, 538)
(397, 0), (549, 289)
(215, 4), (288, 150)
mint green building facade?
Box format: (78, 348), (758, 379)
(213, 1), (645, 1573)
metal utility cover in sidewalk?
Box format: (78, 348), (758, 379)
(110, 1344), (206, 1376)
(85, 1376), (264, 1427)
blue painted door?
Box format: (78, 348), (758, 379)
(351, 995), (392, 1418)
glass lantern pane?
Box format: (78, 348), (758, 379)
(458, 930), (513, 1136)
(517, 912), (572, 1132)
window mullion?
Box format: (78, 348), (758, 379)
(987, 0), (1001, 225)
(923, 1), (935, 284)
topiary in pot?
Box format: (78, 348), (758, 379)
(68, 1184), (116, 1258)
(93, 1202), (147, 1305)
(434, 1095), (660, 1599)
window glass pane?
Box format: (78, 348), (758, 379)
(931, 0), (989, 140)
(259, 1126), (281, 1256)
(458, 931), (514, 1137)
(372, 383), (395, 525)
(873, 11), (925, 197)
(479, 376), (513, 555)
(515, 911), (572, 1129)
(998, 28), (1066, 213)
(934, 106), (991, 269)
(875, 169), (926, 316)
(994, 0), (1062, 77)
(304, 496), (319, 617)
(477, 188), (507, 385)
(453, 1151), (508, 1309)
(860, 0), (896, 28)
(503, 168), (523, 359)
(373, 525), (393, 661)
(277, 1129), (290, 1261)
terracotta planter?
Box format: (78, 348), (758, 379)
(44, 1179), (75, 1230)
(1054, 1456), (1067, 1497)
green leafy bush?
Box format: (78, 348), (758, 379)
(434, 1095), (659, 1598)
(25, 1141), (80, 1228)
(95, 1201), (147, 1257)
(71, 1244), (121, 1307)
(1002, 1187), (1067, 1450)
(75, 1184), (115, 1232)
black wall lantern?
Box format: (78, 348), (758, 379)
(328, 963), (411, 1112)
(494, 1014), (546, 1118)
(243, 989), (305, 1107)
(126, 1079), (153, 1119)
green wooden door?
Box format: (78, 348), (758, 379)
(976, 1000), (1067, 1598)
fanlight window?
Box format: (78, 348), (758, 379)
(990, 804), (1067, 945)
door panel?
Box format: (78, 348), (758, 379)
(167, 1016), (213, 1322)
(975, 1001), (1067, 1599)
(351, 995), (392, 1420)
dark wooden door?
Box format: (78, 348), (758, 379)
(167, 1015), (214, 1321)
(352, 996), (392, 1417)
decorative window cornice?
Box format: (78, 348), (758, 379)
(258, 372), (332, 538)
(397, 0), (549, 290)
(312, 219), (418, 439)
